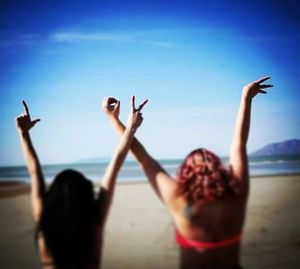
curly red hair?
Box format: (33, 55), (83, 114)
(176, 148), (240, 203)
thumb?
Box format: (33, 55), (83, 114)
(32, 119), (41, 126)
(115, 100), (120, 110)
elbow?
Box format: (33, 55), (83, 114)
(230, 144), (247, 159)
(230, 141), (246, 152)
(27, 159), (41, 176)
(28, 168), (37, 176)
(28, 166), (41, 177)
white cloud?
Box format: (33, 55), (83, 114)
(50, 32), (131, 43)
(0, 30), (174, 51)
(49, 30), (173, 48)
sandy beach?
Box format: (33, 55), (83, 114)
(0, 175), (300, 269)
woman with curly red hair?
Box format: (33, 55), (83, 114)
(176, 148), (240, 203)
(103, 77), (272, 269)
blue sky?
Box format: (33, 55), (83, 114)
(1, 0), (300, 166)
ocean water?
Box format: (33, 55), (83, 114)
(0, 156), (300, 184)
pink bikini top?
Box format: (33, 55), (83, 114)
(175, 229), (242, 250)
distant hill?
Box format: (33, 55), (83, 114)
(251, 139), (300, 156)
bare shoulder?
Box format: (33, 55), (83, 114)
(160, 175), (178, 207)
(231, 172), (250, 199)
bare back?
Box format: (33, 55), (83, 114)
(169, 180), (249, 269)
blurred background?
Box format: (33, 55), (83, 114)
(1, 0), (299, 170)
(0, 1), (300, 268)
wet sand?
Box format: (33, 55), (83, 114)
(0, 175), (300, 269)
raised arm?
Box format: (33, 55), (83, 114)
(97, 96), (146, 225)
(230, 77), (273, 188)
(15, 101), (44, 222)
(102, 97), (176, 206)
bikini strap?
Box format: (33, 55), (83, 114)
(175, 229), (242, 249)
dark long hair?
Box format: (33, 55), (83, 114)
(177, 148), (240, 203)
(37, 169), (97, 268)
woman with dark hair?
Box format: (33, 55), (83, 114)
(16, 96), (147, 269)
(103, 77), (273, 269)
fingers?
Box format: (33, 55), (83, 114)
(32, 119), (41, 126)
(131, 96), (148, 112)
(103, 97), (118, 106)
(15, 115), (22, 121)
(115, 100), (120, 110)
(102, 97), (107, 107)
(137, 99), (148, 112)
(134, 112), (144, 129)
(107, 97), (118, 105)
(102, 97), (120, 114)
(131, 95), (136, 111)
(22, 100), (30, 116)
(15, 113), (25, 120)
(140, 114), (144, 124)
(255, 76), (271, 84)
(252, 76), (273, 95)
(108, 100), (119, 111)
(260, 84), (273, 89)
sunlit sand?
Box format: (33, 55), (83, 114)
(0, 175), (300, 269)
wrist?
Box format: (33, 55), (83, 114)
(111, 117), (122, 127)
(18, 129), (30, 138)
(124, 125), (136, 137)
(129, 126), (137, 134)
(107, 114), (119, 121)
(241, 91), (252, 103)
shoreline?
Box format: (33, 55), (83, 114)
(1, 173), (300, 199)
(0, 181), (30, 199)
(1, 172), (300, 185)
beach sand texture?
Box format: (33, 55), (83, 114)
(0, 175), (300, 269)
